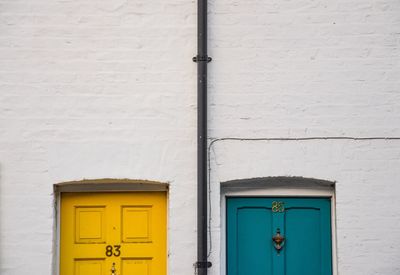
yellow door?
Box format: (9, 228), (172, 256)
(60, 192), (167, 275)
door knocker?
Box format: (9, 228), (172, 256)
(272, 228), (285, 254)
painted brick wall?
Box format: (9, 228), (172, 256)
(209, 0), (400, 138)
(207, 0), (400, 274)
(0, 0), (197, 274)
(208, 140), (400, 275)
(1, 0), (400, 274)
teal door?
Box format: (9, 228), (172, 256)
(227, 198), (332, 275)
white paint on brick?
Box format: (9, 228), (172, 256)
(207, 140), (400, 275)
(0, 0), (197, 274)
(1, 0), (400, 274)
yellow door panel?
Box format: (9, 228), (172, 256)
(75, 259), (105, 275)
(121, 258), (151, 275)
(60, 192), (167, 275)
(122, 206), (152, 243)
(75, 206), (106, 243)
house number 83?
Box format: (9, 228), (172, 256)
(105, 245), (121, 257)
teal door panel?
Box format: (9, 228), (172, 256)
(227, 199), (273, 275)
(227, 198), (332, 275)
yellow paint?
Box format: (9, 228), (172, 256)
(60, 192), (167, 275)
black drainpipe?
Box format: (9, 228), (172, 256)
(193, 0), (212, 273)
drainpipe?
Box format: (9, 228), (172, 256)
(193, 0), (212, 273)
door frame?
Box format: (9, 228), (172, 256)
(52, 179), (169, 275)
(221, 178), (338, 275)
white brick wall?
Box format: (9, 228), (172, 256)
(207, 0), (400, 274)
(209, 0), (400, 138)
(1, 0), (400, 274)
(208, 140), (400, 275)
(210, 0), (400, 275)
(0, 0), (197, 274)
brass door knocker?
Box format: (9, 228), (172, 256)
(272, 228), (285, 253)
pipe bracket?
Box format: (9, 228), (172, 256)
(194, 261), (212, 269)
(193, 55), (212, 63)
